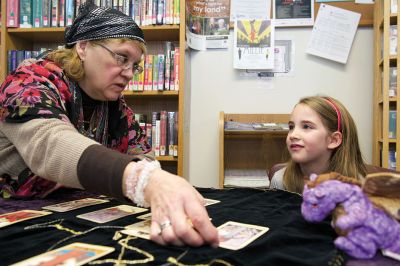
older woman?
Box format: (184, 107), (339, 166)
(0, 2), (218, 248)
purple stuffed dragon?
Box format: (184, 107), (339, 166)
(301, 172), (400, 259)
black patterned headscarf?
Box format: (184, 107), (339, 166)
(65, 1), (145, 48)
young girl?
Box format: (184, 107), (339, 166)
(270, 96), (367, 193)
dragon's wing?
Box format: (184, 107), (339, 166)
(363, 172), (400, 220)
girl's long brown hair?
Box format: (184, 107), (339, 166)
(283, 96), (367, 193)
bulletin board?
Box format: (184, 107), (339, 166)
(315, 2), (374, 27)
(229, 1), (374, 27)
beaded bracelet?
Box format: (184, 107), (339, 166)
(134, 160), (161, 207)
(125, 160), (147, 204)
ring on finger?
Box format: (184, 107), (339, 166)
(159, 220), (172, 232)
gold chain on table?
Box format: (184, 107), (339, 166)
(161, 249), (233, 266)
(26, 221), (233, 265)
(89, 235), (154, 265)
(24, 219), (124, 251)
(166, 257), (233, 266)
(24, 219), (82, 235)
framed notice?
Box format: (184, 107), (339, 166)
(273, 0), (314, 27)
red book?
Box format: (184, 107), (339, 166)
(6, 0), (20, 27)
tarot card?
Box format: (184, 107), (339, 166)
(121, 219), (152, 240)
(42, 198), (109, 212)
(204, 198), (221, 206)
(218, 221), (269, 250)
(136, 212), (152, 220)
(77, 205), (147, 223)
(10, 242), (114, 266)
(0, 210), (52, 228)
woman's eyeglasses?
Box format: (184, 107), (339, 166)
(97, 44), (143, 75)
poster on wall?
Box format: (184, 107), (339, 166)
(273, 0), (314, 27)
(186, 0), (231, 50)
(233, 19), (275, 69)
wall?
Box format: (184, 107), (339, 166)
(185, 27), (374, 188)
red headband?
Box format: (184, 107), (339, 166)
(324, 98), (341, 132)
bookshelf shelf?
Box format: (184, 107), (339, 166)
(219, 112), (290, 189)
(0, 0), (186, 177)
(123, 90), (179, 97)
(6, 25), (179, 42)
(157, 156), (178, 162)
(373, 0), (400, 171)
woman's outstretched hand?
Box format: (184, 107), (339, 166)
(145, 169), (219, 247)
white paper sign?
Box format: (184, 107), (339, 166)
(306, 4), (360, 64)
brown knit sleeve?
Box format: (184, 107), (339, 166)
(77, 144), (139, 200)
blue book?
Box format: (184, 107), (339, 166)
(9, 50), (17, 73)
(65, 0), (75, 26)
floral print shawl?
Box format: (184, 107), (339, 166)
(0, 59), (151, 198)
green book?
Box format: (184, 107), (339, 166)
(19, 0), (33, 28)
(32, 0), (42, 27)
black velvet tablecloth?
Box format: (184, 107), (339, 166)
(0, 187), (398, 266)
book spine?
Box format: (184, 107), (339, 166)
(152, 55), (159, 91)
(168, 112), (175, 156)
(133, 72), (139, 91)
(147, 0), (153, 25)
(152, 0), (157, 24)
(141, 0), (147, 25)
(42, 0), (51, 27)
(24, 50), (32, 60)
(10, 50), (17, 72)
(65, 0), (74, 26)
(389, 110), (397, 139)
(58, 0), (65, 27)
(143, 55), (150, 91)
(160, 110), (167, 156)
(164, 42), (173, 90)
(173, 47), (180, 90)
(164, 0), (170, 24)
(7, 0), (20, 27)
(16, 50), (25, 67)
(137, 60), (145, 91)
(32, 0), (43, 27)
(390, 25), (397, 56)
(124, 0), (130, 16)
(389, 148), (397, 170)
(157, 54), (165, 91)
(156, 0), (164, 25)
(155, 114), (161, 157)
(75, 0), (81, 17)
(51, 0), (59, 27)
(169, 50), (175, 90)
(174, 0), (179, 24)
(152, 112), (158, 155)
(19, 0), (32, 28)
(146, 123), (152, 147)
(389, 67), (397, 97)
(173, 111), (178, 156)
(134, 0), (141, 24)
(147, 55), (153, 91)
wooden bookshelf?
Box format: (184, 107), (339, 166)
(0, 0), (186, 176)
(373, 0), (400, 170)
(219, 112), (290, 188)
